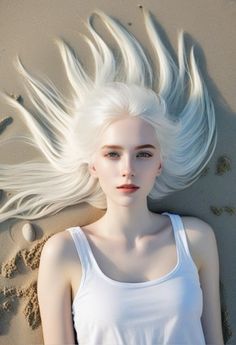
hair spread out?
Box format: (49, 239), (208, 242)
(0, 9), (217, 221)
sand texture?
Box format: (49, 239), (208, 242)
(0, 0), (236, 344)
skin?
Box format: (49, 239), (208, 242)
(37, 117), (224, 345)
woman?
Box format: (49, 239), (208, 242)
(0, 9), (224, 344)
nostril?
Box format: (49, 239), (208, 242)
(122, 170), (135, 176)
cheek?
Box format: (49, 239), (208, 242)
(140, 160), (158, 174)
(140, 162), (159, 185)
(95, 164), (116, 195)
(145, 169), (158, 184)
(94, 160), (117, 180)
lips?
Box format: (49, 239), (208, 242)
(117, 184), (139, 189)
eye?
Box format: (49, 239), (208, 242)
(104, 151), (120, 158)
(137, 151), (153, 158)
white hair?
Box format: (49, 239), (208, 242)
(0, 10), (217, 221)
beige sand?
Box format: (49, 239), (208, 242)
(0, 1), (235, 344)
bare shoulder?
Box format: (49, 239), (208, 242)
(41, 230), (74, 259)
(40, 230), (79, 279)
(181, 216), (215, 235)
(180, 216), (217, 270)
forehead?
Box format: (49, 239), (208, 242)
(99, 117), (158, 146)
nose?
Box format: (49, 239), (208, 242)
(121, 155), (135, 177)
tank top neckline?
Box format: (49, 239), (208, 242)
(75, 212), (181, 287)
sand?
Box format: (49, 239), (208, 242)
(0, 1), (235, 344)
(0, 234), (51, 335)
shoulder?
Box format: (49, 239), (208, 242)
(39, 229), (78, 278)
(179, 215), (217, 269)
(180, 215), (217, 244)
(181, 215), (215, 236)
(41, 230), (74, 259)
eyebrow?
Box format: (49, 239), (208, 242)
(101, 144), (157, 150)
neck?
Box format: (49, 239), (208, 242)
(98, 198), (158, 242)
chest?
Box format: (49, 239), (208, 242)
(69, 227), (201, 302)
(71, 267), (204, 345)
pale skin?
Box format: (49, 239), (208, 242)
(37, 117), (224, 345)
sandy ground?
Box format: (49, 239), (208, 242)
(0, 0), (236, 344)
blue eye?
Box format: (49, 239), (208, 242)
(137, 152), (153, 158)
(105, 152), (120, 158)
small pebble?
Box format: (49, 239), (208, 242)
(10, 93), (23, 104)
(216, 155), (231, 175)
(0, 116), (13, 135)
(22, 223), (36, 242)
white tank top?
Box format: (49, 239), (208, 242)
(66, 212), (206, 345)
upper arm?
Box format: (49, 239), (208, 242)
(37, 232), (76, 345)
(183, 217), (224, 345)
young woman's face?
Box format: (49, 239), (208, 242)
(89, 117), (162, 206)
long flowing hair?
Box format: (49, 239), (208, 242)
(0, 10), (217, 221)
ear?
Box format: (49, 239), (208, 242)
(88, 163), (98, 178)
(156, 161), (162, 176)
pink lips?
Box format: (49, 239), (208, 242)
(117, 184), (139, 189)
(117, 184), (140, 193)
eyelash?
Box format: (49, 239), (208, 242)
(104, 151), (153, 159)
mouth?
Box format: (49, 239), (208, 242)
(116, 185), (140, 193)
(117, 184), (139, 189)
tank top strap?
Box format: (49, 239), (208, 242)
(162, 212), (193, 261)
(66, 226), (95, 273)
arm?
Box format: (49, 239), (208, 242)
(37, 232), (76, 345)
(198, 221), (224, 345)
(185, 217), (224, 345)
